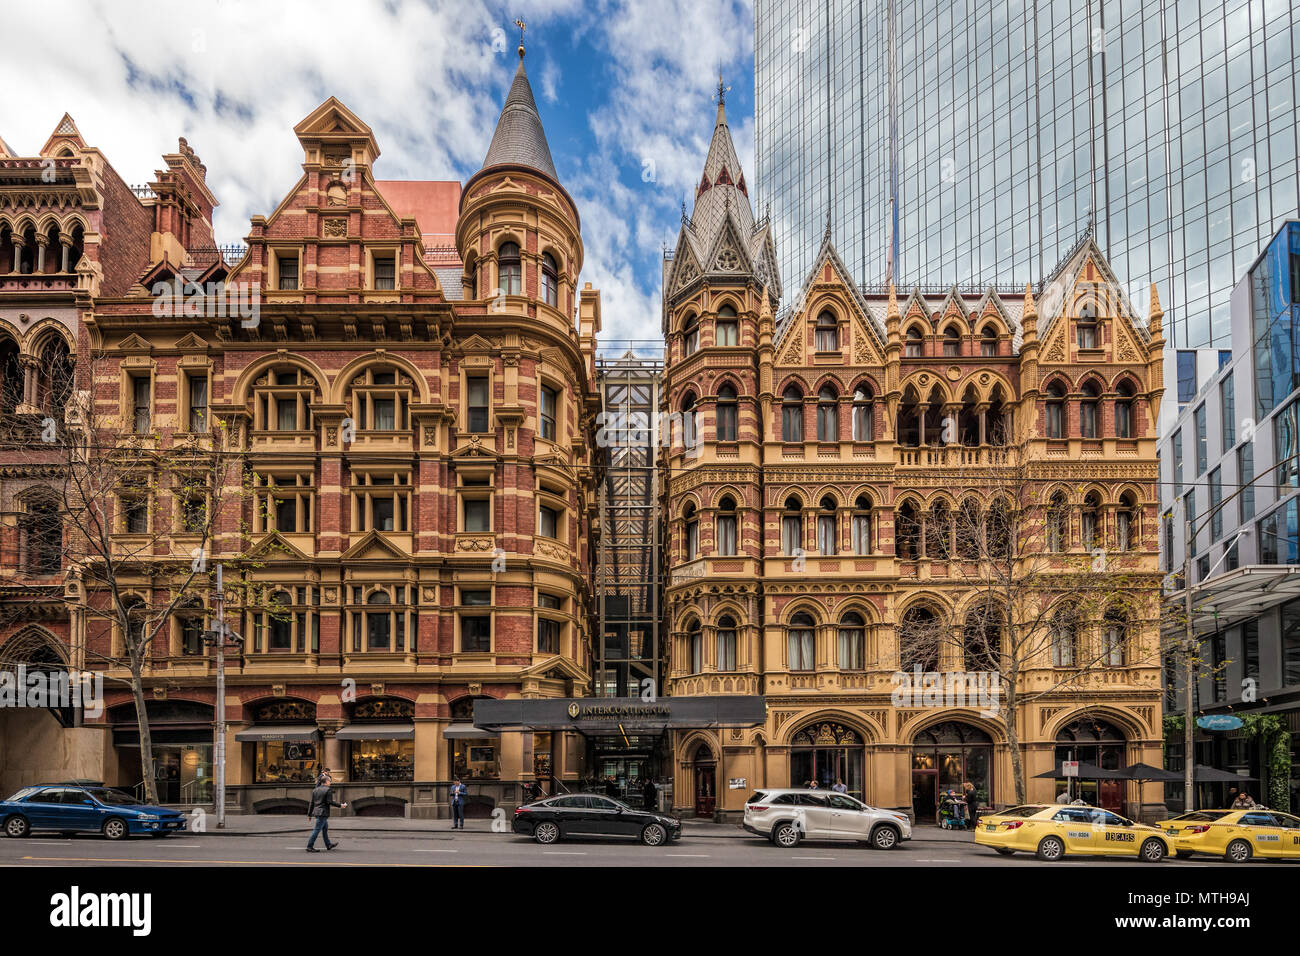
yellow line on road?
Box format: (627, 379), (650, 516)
(20, 856), (486, 867)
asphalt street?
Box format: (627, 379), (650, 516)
(0, 829), (1258, 867)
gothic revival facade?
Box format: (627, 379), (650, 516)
(1, 52), (604, 816)
(662, 98), (1168, 822)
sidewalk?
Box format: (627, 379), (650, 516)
(194, 812), (976, 843)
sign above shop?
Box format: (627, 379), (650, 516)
(1196, 714), (1245, 731)
(474, 696), (766, 733)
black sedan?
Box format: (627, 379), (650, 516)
(512, 793), (682, 846)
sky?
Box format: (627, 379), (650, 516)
(0, 0), (756, 350)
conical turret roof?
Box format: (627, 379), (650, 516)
(481, 55), (557, 181)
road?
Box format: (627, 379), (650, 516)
(0, 830), (1254, 867)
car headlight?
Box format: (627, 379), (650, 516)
(137, 814), (159, 821)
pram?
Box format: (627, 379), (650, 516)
(937, 791), (968, 830)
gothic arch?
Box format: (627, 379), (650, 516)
(780, 602), (824, 627)
(710, 485), (747, 509)
(710, 600), (748, 626)
(1043, 705), (1146, 742)
(784, 710), (881, 745)
(0, 625), (68, 667)
(902, 709), (1008, 745)
(898, 372), (952, 405)
(24, 319), (75, 357)
(330, 352), (431, 404)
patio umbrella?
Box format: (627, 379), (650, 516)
(1118, 762), (1183, 782)
(1192, 764), (1257, 783)
(1032, 761), (1127, 780)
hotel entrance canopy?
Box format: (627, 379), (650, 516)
(1163, 565), (1300, 639)
(473, 696), (767, 735)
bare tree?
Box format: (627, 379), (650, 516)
(895, 439), (1159, 804)
(0, 351), (248, 805)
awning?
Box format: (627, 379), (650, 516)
(473, 696), (767, 733)
(335, 724), (414, 741)
(234, 724), (319, 742)
(113, 728), (212, 748)
(443, 722), (498, 739)
(1164, 565), (1300, 638)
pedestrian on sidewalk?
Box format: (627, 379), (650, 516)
(643, 778), (657, 811)
(962, 781), (979, 828)
(450, 777), (467, 829)
(605, 776), (620, 799)
(832, 778), (848, 794)
(1231, 791), (1256, 809)
(306, 775), (346, 852)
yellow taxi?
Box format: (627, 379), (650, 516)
(1158, 809), (1300, 862)
(975, 804), (1172, 862)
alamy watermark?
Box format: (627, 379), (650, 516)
(890, 667), (1001, 718)
(0, 665), (104, 718)
(151, 276), (260, 328)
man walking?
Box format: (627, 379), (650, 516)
(450, 776), (467, 829)
(306, 775), (345, 852)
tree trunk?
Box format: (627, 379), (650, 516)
(131, 667), (159, 806)
(1004, 677), (1026, 804)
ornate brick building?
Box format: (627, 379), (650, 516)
(1, 50), (605, 817)
(662, 96), (1168, 822)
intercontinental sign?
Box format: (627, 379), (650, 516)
(475, 696), (767, 732)
(566, 701), (671, 721)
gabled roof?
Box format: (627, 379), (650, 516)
(1037, 233), (1150, 341)
(41, 113), (86, 155)
(773, 231), (886, 353)
(480, 54), (557, 181)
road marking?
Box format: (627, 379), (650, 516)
(664, 853), (710, 858)
(411, 848), (459, 853)
(791, 855), (836, 860)
(542, 851), (587, 855)
(910, 858), (960, 862)
(20, 856), (478, 867)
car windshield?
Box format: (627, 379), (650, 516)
(1171, 810), (1231, 822)
(86, 788), (141, 806)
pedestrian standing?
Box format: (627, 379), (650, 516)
(605, 776), (620, 799)
(832, 778), (848, 794)
(449, 777), (467, 829)
(962, 781), (979, 829)
(306, 774), (345, 852)
(1231, 791), (1256, 809)
(643, 778), (657, 812)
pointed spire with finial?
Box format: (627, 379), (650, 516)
(478, 18), (557, 181)
(1022, 281), (1038, 343)
(1148, 282), (1163, 335)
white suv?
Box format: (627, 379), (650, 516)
(743, 789), (912, 849)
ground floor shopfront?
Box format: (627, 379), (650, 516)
(670, 697), (1169, 824)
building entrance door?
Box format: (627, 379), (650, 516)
(911, 771), (938, 822)
(693, 748), (716, 817)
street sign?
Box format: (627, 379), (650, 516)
(1196, 714), (1245, 731)
(1062, 760), (1079, 777)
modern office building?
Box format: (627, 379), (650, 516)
(1160, 219), (1300, 812)
(755, 0), (1300, 367)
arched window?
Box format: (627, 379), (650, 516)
(817, 386), (839, 442)
(852, 385), (874, 441)
(781, 496), (803, 555)
(1051, 610), (1078, 667)
(896, 500), (921, 560)
(683, 313), (700, 355)
(838, 611), (865, 670)
(254, 366), (317, 433)
(1081, 492), (1101, 549)
(0, 338), (22, 414)
(942, 325), (961, 357)
(716, 304), (739, 347)
(1076, 303), (1099, 348)
(781, 386), (803, 442)
(1116, 492), (1137, 551)
(905, 325), (924, 358)
(21, 494), (62, 575)
(927, 500), (952, 559)
(716, 384), (737, 442)
(716, 496), (738, 556)
(687, 618), (703, 674)
(851, 495), (872, 555)
(1046, 492), (1069, 552)
(815, 310), (839, 351)
(980, 325), (998, 357)
(1115, 380), (1135, 438)
(963, 606), (1001, 671)
(684, 503), (699, 560)
(956, 498), (982, 559)
(788, 612), (815, 670)
(35, 337), (73, 418)
(1045, 381), (1066, 438)
(541, 252), (558, 307)
(899, 605), (940, 671)
(498, 241), (521, 295)
(1102, 607), (1128, 666)
(987, 498), (1012, 559)
(680, 392), (697, 448)
(716, 615), (737, 672)
(817, 496), (837, 554)
(1080, 380), (1101, 438)
(366, 590), (393, 651)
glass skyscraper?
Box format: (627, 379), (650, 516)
(755, 0), (1300, 349)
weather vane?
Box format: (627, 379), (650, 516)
(515, 18), (526, 58)
(715, 71), (730, 106)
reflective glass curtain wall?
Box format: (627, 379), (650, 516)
(755, 0), (1300, 350)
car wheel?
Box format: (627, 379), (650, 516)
(4, 815), (30, 838)
(102, 818), (129, 841)
(1175, 850), (1194, 859)
(1225, 839), (1251, 863)
(640, 823), (667, 847)
(533, 821), (560, 845)
(773, 822), (802, 848)
(1036, 836), (1065, 861)
(995, 848), (1015, 856)
(1140, 838), (1166, 863)
(870, 824), (899, 850)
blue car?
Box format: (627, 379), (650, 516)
(0, 784), (187, 840)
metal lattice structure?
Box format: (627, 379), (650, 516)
(595, 352), (664, 699)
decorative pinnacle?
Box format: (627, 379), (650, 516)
(515, 18), (525, 59)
